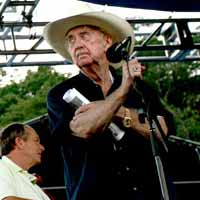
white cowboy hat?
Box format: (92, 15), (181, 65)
(43, 11), (135, 68)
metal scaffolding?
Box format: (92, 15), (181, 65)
(0, 0), (200, 67)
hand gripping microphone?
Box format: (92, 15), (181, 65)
(106, 36), (132, 63)
(106, 37), (150, 113)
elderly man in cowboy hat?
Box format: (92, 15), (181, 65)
(43, 11), (175, 200)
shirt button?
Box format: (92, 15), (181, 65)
(125, 166), (130, 171)
(117, 170), (121, 176)
(133, 187), (138, 191)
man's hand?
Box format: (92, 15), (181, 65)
(70, 101), (114, 138)
(119, 58), (145, 95)
(69, 58), (146, 139)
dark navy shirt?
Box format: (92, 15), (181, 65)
(47, 68), (175, 200)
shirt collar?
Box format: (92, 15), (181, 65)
(2, 156), (37, 184)
(2, 156), (22, 173)
(79, 67), (115, 85)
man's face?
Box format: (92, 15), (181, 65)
(65, 26), (112, 68)
(19, 127), (45, 167)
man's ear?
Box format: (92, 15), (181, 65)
(15, 137), (25, 149)
(103, 34), (113, 52)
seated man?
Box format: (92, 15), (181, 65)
(0, 123), (51, 200)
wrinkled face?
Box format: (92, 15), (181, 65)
(65, 26), (112, 68)
(18, 126), (45, 167)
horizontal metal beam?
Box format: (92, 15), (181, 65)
(9, 1), (36, 7)
(0, 18), (199, 67)
(0, 21), (48, 28)
(0, 34), (41, 40)
(0, 49), (54, 55)
(134, 44), (200, 51)
(1, 18), (200, 28)
(0, 61), (69, 67)
(1, 56), (200, 67)
(127, 18), (200, 24)
(1, 43), (200, 55)
(169, 135), (200, 147)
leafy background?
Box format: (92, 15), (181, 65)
(0, 62), (199, 142)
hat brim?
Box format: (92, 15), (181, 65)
(43, 11), (135, 69)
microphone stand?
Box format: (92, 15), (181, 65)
(144, 100), (170, 200)
(108, 34), (171, 199)
(122, 51), (170, 200)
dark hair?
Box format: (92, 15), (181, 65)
(0, 123), (29, 155)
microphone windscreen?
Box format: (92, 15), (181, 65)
(106, 43), (123, 63)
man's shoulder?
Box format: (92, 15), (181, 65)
(48, 74), (81, 96)
(0, 158), (13, 176)
(48, 73), (94, 98)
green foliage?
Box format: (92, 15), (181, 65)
(0, 66), (66, 128)
(143, 61), (200, 141)
(0, 60), (199, 142)
(114, 58), (200, 141)
(135, 37), (165, 57)
(173, 107), (200, 141)
(0, 68), (7, 77)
